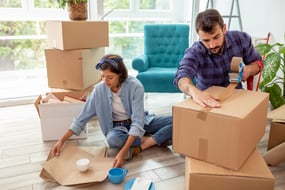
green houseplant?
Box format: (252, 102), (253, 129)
(255, 37), (285, 109)
(57, 0), (88, 20)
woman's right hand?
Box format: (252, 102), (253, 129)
(51, 140), (64, 157)
(50, 129), (74, 157)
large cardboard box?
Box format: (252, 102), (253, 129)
(34, 91), (88, 141)
(46, 21), (109, 50)
(185, 149), (275, 190)
(173, 86), (269, 170)
(267, 104), (285, 150)
(45, 48), (103, 90)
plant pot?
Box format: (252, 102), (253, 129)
(68, 2), (88, 21)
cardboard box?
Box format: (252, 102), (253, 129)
(173, 86), (269, 170)
(45, 48), (104, 90)
(267, 122), (285, 150)
(34, 91), (88, 141)
(267, 104), (285, 150)
(185, 149), (275, 190)
(46, 21), (109, 50)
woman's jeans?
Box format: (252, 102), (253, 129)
(106, 115), (172, 149)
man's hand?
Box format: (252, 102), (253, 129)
(191, 89), (221, 108)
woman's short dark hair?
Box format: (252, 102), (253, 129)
(96, 54), (128, 85)
(195, 9), (224, 33)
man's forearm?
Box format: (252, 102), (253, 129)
(248, 60), (263, 76)
(178, 77), (196, 96)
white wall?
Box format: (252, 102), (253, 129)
(240, 0), (285, 44)
(194, 0), (285, 44)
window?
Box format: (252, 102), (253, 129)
(103, 0), (190, 74)
(0, 0), (192, 105)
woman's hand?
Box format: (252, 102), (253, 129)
(51, 140), (64, 157)
(50, 129), (74, 157)
(113, 150), (126, 168)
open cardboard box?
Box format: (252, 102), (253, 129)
(173, 86), (269, 170)
(46, 21), (109, 50)
(34, 91), (89, 141)
(185, 149), (275, 190)
(263, 104), (285, 165)
(45, 48), (103, 90)
(267, 104), (285, 150)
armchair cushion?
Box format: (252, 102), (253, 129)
(136, 67), (180, 92)
(132, 24), (189, 93)
(132, 55), (149, 72)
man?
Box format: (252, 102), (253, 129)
(174, 9), (263, 108)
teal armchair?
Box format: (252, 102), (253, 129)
(132, 24), (190, 93)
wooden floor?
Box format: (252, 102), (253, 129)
(0, 93), (284, 190)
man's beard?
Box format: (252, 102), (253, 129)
(208, 40), (225, 55)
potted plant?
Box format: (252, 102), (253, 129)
(255, 36), (285, 109)
(57, 0), (88, 21)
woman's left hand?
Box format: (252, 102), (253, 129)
(113, 151), (125, 168)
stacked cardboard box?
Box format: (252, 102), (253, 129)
(45, 21), (108, 91)
(173, 86), (275, 190)
(35, 20), (109, 141)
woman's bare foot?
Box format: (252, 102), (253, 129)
(141, 136), (157, 150)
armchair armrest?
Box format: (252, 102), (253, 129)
(132, 55), (149, 72)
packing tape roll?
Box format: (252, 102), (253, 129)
(230, 57), (242, 72)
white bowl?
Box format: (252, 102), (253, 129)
(76, 158), (90, 172)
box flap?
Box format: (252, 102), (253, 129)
(34, 95), (43, 116)
(46, 91), (88, 102)
(174, 86), (269, 119)
(267, 104), (285, 121)
(187, 149), (274, 179)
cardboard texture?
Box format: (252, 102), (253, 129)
(173, 86), (269, 170)
(41, 143), (113, 185)
(34, 91), (88, 141)
(267, 122), (285, 150)
(185, 149), (275, 190)
(45, 48), (103, 90)
(267, 103), (285, 122)
(264, 142), (285, 166)
(46, 21), (109, 50)
(267, 104), (285, 150)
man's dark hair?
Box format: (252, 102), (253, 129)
(195, 9), (224, 33)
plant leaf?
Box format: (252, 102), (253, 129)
(279, 45), (285, 54)
(255, 44), (272, 55)
(261, 53), (281, 85)
(264, 84), (285, 109)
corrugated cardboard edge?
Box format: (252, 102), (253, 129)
(187, 149), (274, 179)
(34, 95), (42, 117)
(267, 104), (285, 121)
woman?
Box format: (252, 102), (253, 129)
(51, 54), (172, 167)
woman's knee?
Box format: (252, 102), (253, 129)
(106, 131), (125, 148)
